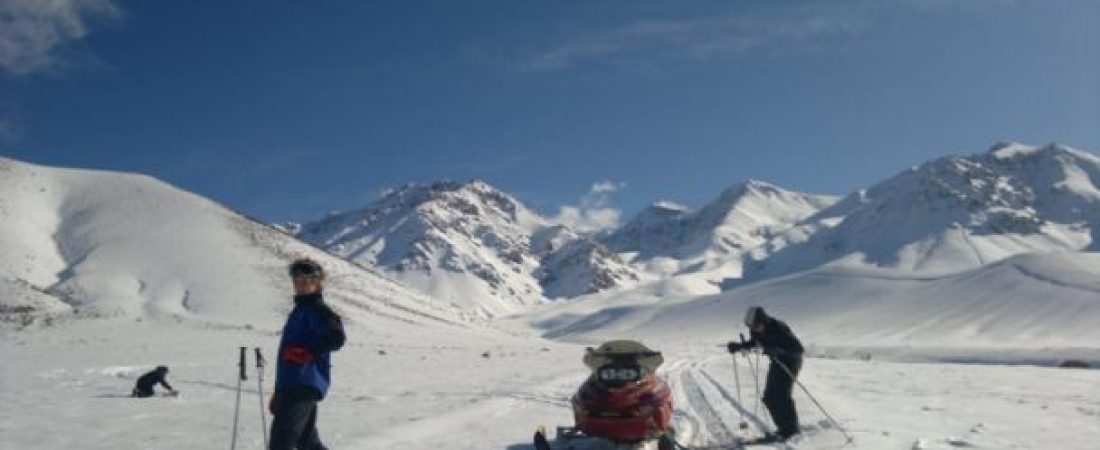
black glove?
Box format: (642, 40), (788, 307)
(727, 342), (743, 354)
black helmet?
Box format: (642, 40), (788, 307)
(156, 365), (169, 373)
(288, 258), (324, 280)
(743, 306), (766, 327)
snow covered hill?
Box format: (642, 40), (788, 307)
(0, 156), (591, 450)
(519, 143), (1100, 360)
(3, 153), (1099, 450)
(604, 180), (837, 281)
(296, 181), (638, 316)
(0, 156), (465, 330)
(523, 251), (1100, 360)
(740, 143), (1100, 284)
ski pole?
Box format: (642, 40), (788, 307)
(742, 334), (761, 419)
(733, 334), (747, 430)
(769, 356), (854, 444)
(731, 353), (747, 430)
(230, 347), (247, 450)
(255, 347), (269, 450)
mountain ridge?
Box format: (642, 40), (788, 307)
(739, 142), (1100, 284)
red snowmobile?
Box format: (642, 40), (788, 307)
(534, 340), (675, 450)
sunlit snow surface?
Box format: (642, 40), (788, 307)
(3, 325), (1098, 449)
(2, 154), (1098, 449)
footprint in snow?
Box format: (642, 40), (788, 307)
(350, 394), (383, 402)
(945, 437), (975, 447)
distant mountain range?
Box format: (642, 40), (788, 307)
(293, 142), (1098, 314)
(2, 142), (1096, 323)
(739, 142), (1099, 283)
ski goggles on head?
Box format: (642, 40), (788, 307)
(288, 261), (323, 279)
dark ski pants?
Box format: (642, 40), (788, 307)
(762, 356), (802, 438)
(270, 387), (327, 450)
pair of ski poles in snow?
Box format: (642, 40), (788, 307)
(230, 347), (269, 450)
(729, 334), (854, 444)
(731, 333), (761, 430)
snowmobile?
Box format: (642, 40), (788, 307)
(534, 340), (675, 450)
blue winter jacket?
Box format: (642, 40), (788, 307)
(274, 293), (346, 399)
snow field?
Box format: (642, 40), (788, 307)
(5, 321), (1098, 450)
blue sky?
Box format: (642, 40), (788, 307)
(2, 0), (1097, 227)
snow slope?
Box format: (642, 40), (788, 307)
(605, 180), (837, 279)
(741, 143), (1100, 284)
(522, 251), (1100, 361)
(0, 156), (463, 329)
(5, 319), (1097, 450)
(3, 155), (1098, 450)
(0, 157), (587, 449)
(297, 181), (637, 316)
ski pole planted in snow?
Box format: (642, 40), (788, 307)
(734, 334), (747, 430)
(769, 356), (854, 444)
(230, 346), (247, 450)
(742, 334), (762, 419)
(255, 347), (269, 450)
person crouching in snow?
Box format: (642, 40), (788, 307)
(269, 258), (346, 450)
(727, 306), (804, 442)
(132, 365), (176, 397)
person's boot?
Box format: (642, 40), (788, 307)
(777, 430), (800, 441)
(746, 432), (782, 444)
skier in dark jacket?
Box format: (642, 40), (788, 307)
(727, 306), (804, 442)
(269, 258), (346, 450)
(132, 366), (176, 398)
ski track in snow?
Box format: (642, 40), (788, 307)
(697, 367), (770, 436)
(1008, 263), (1100, 295)
(664, 354), (804, 450)
(679, 367), (741, 447)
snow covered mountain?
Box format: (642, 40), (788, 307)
(532, 225), (639, 299)
(0, 156), (593, 450)
(296, 181), (638, 316)
(0, 156), (463, 330)
(604, 180), (837, 279)
(4, 151), (1100, 450)
(740, 143), (1100, 283)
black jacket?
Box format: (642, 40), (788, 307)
(135, 369), (172, 392)
(743, 317), (804, 358)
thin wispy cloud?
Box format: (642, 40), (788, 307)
(0, 0), (121, 76)
(521, 7), (867, 72)
(550, 180), (626, 234)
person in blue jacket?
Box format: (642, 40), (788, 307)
(269, 258), (346, 450)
